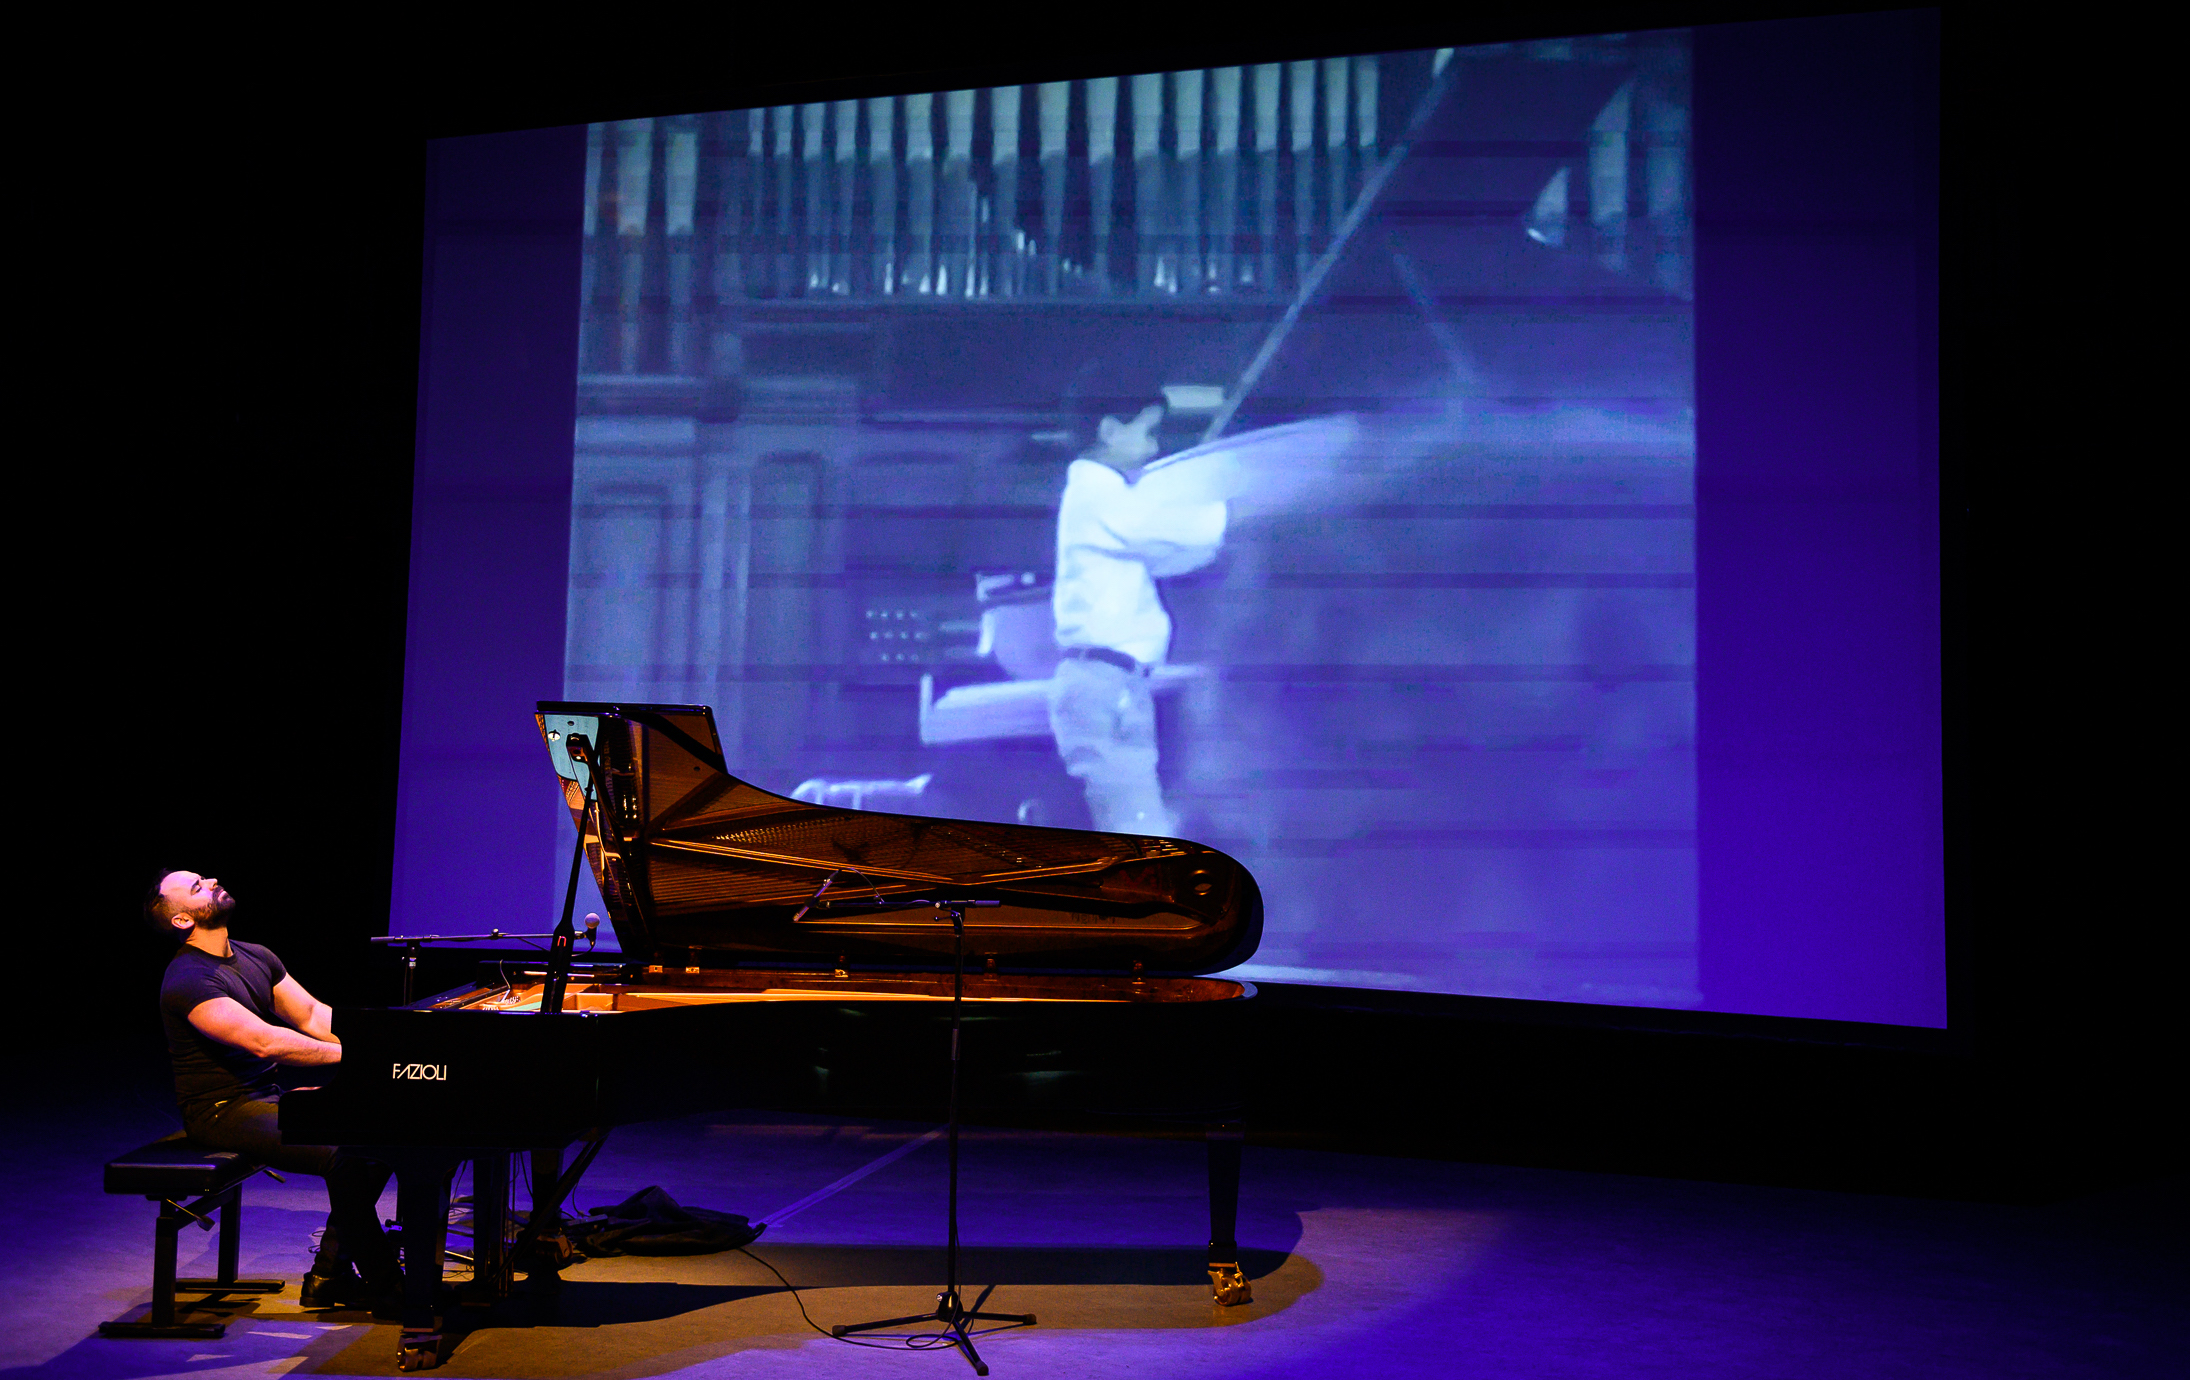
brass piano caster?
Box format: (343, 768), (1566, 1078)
(1208, 1262), (1252, 1307)
(397, 1329), (442, 1371)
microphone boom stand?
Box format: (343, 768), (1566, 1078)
(539, 734), (599, 1021)
(827, 897), (1034, 1376)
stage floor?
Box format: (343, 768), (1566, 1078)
(4, 1095), (2179, 1380)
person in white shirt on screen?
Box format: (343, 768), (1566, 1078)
(1050, 400), (1227, 836)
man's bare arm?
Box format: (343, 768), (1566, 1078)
(271, 976), (339, 1044)
(188, 997), (342, 1067)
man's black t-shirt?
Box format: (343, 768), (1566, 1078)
(160, 940), (287, 1117)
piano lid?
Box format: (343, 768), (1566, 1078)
(537, 702), (1262, 975)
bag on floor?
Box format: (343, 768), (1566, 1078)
(564, 1186), (763, 1257)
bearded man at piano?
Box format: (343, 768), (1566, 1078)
(149, 869), (402, 1309)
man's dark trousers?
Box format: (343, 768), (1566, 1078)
(185, 1097), (397, 1280)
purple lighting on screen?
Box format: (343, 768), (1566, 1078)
(391, 14), (1942, 1028)
(1693, 12), (1943, 1025)
(392, 125), (586, 942)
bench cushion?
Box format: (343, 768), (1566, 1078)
(105, 1133), (261, 1197)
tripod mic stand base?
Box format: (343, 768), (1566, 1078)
(832, 1285), (1036, 1376)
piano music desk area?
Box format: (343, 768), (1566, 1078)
(454, 975), (1227, 1013)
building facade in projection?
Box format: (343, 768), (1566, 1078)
(562, 35), (1700, 1007)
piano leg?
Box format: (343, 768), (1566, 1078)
(392, 1152), (457, 1370)
(1206, 1120), (1251, 1305)
(527, 1147), (576, 1272)
(469, 1152), (511, 1302)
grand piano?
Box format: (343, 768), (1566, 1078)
(282, 701), (1262, 1368)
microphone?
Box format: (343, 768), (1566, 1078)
(791, 871), (839, 923)
(583, 913), (601, 948)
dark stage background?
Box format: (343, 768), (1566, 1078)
(42, 5), (2170, 1202)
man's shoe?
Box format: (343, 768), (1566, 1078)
(299, 1268), (359, 1309)
(301, 1267), (404, 1312)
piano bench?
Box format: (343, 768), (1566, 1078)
(98, 1133), (285, 1339)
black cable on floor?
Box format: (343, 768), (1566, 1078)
(736, 1246), (1028, 1356)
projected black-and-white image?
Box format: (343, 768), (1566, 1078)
(562, 34), (1696, 1005)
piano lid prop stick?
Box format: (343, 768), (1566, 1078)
(1201, 60), (1459, 445)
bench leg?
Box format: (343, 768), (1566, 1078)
(150, 1201), (182, 1328)
(98, 1200), (226, 1339)
(177, 1186), (281, 1297)
(216, 1184), (240, 1283)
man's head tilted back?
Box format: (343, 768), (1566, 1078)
(147, 870), (235, 943)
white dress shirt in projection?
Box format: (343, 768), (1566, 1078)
(1051, 458), (1228, 665)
